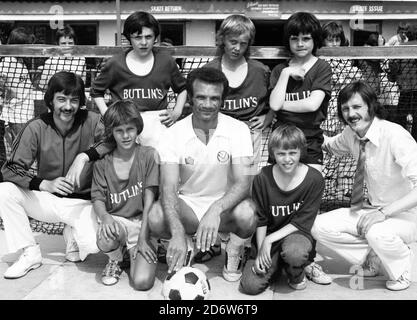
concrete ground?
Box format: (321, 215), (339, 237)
(1, 230), (416, 300)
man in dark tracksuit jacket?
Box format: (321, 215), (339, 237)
(0, 71), (110, 279)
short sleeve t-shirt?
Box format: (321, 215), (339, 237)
(158, 113), (253, 200)
(204, 58), (271, 121)
(252, 165), (325, 242)
(91, 145), (159, 218)
(269, 58), (332, 134)
(90, 49), (186, 112)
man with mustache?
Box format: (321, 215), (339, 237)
(312, 81), (417, 291)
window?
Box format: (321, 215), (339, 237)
(352, 20), (382, 46)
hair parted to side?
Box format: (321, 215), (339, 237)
(284, 12), (322, 55)
(216, 14), (256, 58)
(337, 81), (387, 124)
(268, 124), (307, 159)
(44, 71), (86, 111)
(123, 11), (160, 45)
(55, 24), (77, 44)
(103, 100), (144, 145)
(322, 21), (348, 46)
(187, 67), (229, 101)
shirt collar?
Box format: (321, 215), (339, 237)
(185, 113), (230, 142)
(361, 117), (381, 147)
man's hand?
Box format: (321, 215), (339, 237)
(133, 237), (157, 264)
(357, 209), (386, 237)
(196, 206), (221, 253)
(98, 215), (120, 241)
(258, 238), (272, 271)
(167, 234), (187, 273)
(159, 109), (181, 128)
(66, 153), (89, 189)
(39, 177), (74, 196)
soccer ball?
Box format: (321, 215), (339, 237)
(162, 266), (211, 300)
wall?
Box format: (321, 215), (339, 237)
(185, 20), (216, 46)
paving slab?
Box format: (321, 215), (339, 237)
(1, 230), (416, 300)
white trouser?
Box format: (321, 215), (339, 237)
(0, 182), (99, 260)
(312, 207), (417, 280)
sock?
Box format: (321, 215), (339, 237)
(227, 233), (250, 254)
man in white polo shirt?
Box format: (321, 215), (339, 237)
(150, 67), (257, 282)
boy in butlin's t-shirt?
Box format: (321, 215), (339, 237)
(91, 100), (159, 289)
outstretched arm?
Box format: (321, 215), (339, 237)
(161, 163), (187, 273)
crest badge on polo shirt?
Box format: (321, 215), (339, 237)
(217, 151), (230, 163)
(185, 156), (195, 165)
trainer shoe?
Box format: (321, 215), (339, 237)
(101, 259), (123, 286)
(4, 245), (42, 279)
(304, 262), (332, 285)
(63, 225), (81, 263)
(386, 271), (411, 291)
(356, 250), (380, 277)
(222, 242), (244, 282)
(288, 274), (307, 290)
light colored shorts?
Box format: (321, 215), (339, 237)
(179, 194), (220, 222)
(137, 110), (168, 151)
(100, 215), (142, 250)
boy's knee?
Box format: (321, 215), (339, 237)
(96, 234), (120, 253)
(281, 234), (312, 266)
(132, 276), (155, 291)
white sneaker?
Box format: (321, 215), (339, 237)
(386, 271), (411, 291)
(63, 226), (81, 262)
(4, 245), (42, 279)
(357, 250), (381, 277)
(222, 241), (244, 282)
(386, 249), (413, 291)
(305, 262), (332, 285)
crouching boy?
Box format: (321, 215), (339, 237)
(240, 124), (324, 294)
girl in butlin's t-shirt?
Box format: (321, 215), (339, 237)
(269, 12), (331, 172)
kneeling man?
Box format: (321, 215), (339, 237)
(150, 67), (257, 282)
(312, 81), (417, 291)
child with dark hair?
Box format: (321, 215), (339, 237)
(91, 11), (187, 150)
(239, 124), (324, 294)
(322, 21), (348, 47)
(92, 99), (159, 288)
(269, 12), (332, 286)
(0, 27), (35, 145)
(37, 24), (86, 91)
(269, 12), (332, 171)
